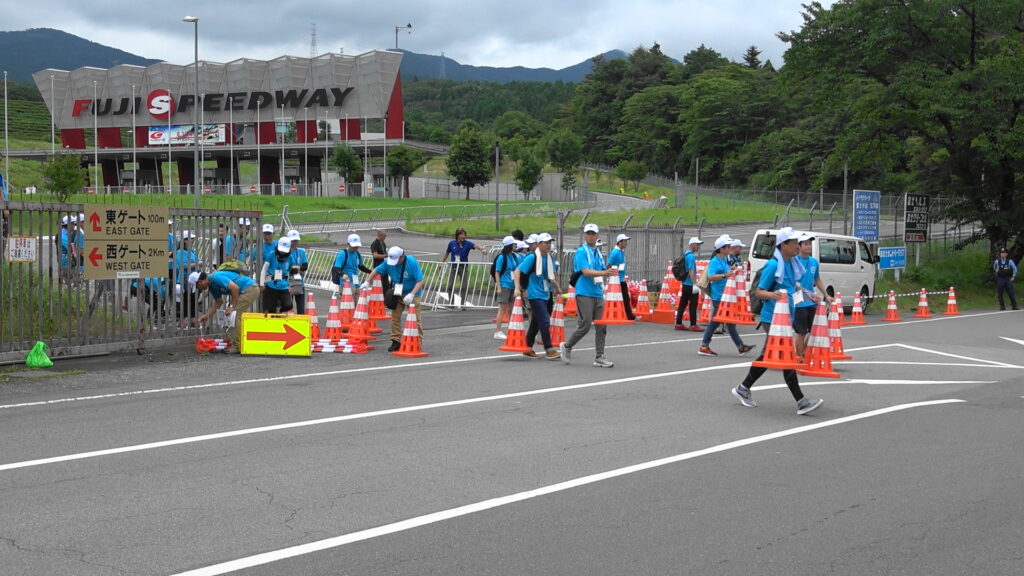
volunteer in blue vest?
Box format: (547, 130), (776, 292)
(675, 237), (704, 331)
(492, 235), (519, 340)
(442, 227), (487, 309)
(58, 215), (73, 285)
(363, 246), (425, 352)
(993, 248), (1019, 310)
(607, 233), (637, 321)
(223, 218), (252, 264)
(167, 220), (176, 282)
(260, 223), (276, 266)
(514, 232), (562, 360)
(196, 268), (261, 354)
(332, 233), (373, 293)
(731, 227), (823, 415)
(174, 231), (203, 325)
(286, 230), (309, 314)
(260, 237), (294, 314)
(794, 232), (832, 357)
(561, 223), (618, 368)
(697, 236), (757, 358)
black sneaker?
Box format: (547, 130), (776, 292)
(738, 344), (756, 356)
(388, 340), (401, 352)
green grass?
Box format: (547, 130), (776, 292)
(874, 241), (994, 312)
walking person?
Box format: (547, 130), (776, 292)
(793, 232), (832, 357)
(514, 233), (562, 360)
(492, 235), (519, 340)
(442, 227), (486, 309)
(363, 246), (425, 352)
(730, 227), (823, 415)
(332, 233), (373, 293)
(993, 248), (1019, 310)
(697, 237), (757, 357)
(560, 223), (619, 368)
(260, 237), (294, 314)
(195, 269), (261, 354)
(674, 237), (704, 331)
(607, 233), (637, 320)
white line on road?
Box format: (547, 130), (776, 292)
(169, 399), (966, 576)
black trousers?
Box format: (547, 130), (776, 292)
(675, 284), (699, 325)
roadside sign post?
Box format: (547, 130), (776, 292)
(904, 193), (930, 266)
(878, 246), (907, 282)
(852, 189), (881, 243)
(83, 205), (170, 280)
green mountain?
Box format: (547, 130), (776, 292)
(0, 28), (160, 82)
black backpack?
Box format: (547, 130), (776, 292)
(671, 251), (691, 281)
(489, 252), (510, 282)
(749, 266), (769, 315)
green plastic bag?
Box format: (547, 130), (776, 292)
(25, 341), (53, 369)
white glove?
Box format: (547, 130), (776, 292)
(360, 282), (370, 291)
(403, 294), (414, 305)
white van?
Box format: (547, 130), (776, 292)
(747, 229), (878, 310)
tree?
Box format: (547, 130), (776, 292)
(331, 144), (363, 188)
(678, 44), (730, 80)
(780, 0), (1024, 256)
(386, 145), (425, 198)
(42, 153), (86, 204)
(546, 127), (583, 196)
(446, 120), (492, 200)
(613, 84), (687, 175)
(742, 46), (762, 69)
(615, 160), (648, 193)
(514, 152), (544, 199)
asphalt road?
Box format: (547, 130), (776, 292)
(1, 307), (1022, 576)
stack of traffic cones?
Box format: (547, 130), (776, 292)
(306, 292), (321, 341)
(943, 286), (960, 315)
(392, 304), (428, 358)
(734, 268), (755, 318)
(711, 274), (756, 325)
(595, 280), (635, 325)
(665, 261), (681, 299)
(848, 292), (868, 325)
(550, 298), (566, 347)
(914, 288), (932, 318)
(499, 296), (533, 353)
(563, 286), (578, 317)
(338, 280), (356, 331)
(752, 289), (802, 370)
(883, 290), (901, 322)
(697, 291), (712, 324)
(798, 301), (841, 378)
(834, 292), (846, 325)
(196, 337), (229, 354)
(324, 294), (344, 340)
(368, 277), (391, 321)
(650, 272), (677, 324)
(633, 280), (652, 319)
(344, 292), (376, 349)
(828, 301), (852, 361)
(311, 338), (368, 354)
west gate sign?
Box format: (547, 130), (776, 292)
(34, 51), (401, 130)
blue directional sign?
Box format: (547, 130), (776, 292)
(853, 189), (881, 242)
(878, 246), (907, 270)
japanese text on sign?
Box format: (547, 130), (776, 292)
(5, 237), (38, 263)
(852, 189), (881, 242)
(903, 193), (930, 243)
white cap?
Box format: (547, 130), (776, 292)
(616, 233), (630, 243)
(516, 241), (530, 250)
(714, 237), (732, 250)
(167, 219), (174, 225)
(537, 232), (553, 242)
(688, 236), (704, 246)
(187, 271), (201, 288)
(347, 233), (362, 247)
(238, 217), (251, 226)
(287, 229), (301, 239)
(276, 237), (292, 253)
(79, 213), (85, 222)
(526, 233), (540, 244)
(583, 223), (600, 234)
(386, 246), (404, 265)
(776, 227), (800, 245)
(61, 215), (71, 225)
(181, 230), (192, 239)
(502, 235), (516, 246)
(262, 223), (275, 234)
(797, 232), (816, 243)
(717, 233), (734, 243)
(730, 238), (746, 247)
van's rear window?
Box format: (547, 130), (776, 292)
(752, 235), (776, 259)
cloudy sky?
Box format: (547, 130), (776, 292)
(6, 0), (834, 70)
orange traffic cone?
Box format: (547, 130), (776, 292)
(752, 289), (802, 370)
(834, 292), (846, 325)
(828, 300), (852, 361)
(848, 292), (868, 325)
(734, 268), (755, 319)
(697, 290), (712, 324)
(914, 288), (932, 318)
(883, 290), (900, 322)
(798, 301), (841, 378)
(665, 260), (681, 300)
(499, 296), (533, 353)
(344, 292), (377, 348)
(550, 298), (566, 347)
(633, 280), (652, 319)
(338, 280), (356, 331)
(563, 285), (578, 317)
(324, 294), (344, 340)
(711, 274), (756, 325)
(368, 277), (390, 321)
(306, 292), (321, 341)
(943, 286), (960, 315)
(650, 271), (677, 324)
(595, 279), (634, 325)
(392, 303), (428, 358)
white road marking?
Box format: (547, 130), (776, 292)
(1000, 337), (1024, 347)
(169, 399), (966, 576)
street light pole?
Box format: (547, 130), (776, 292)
(50, 74), (55, 155)
(303, 107), (308, 195)
(394, 23), (412, 50)
(131, 84), (137, 194)
(93, 80), (99, 192)
(183, 15), (200, 208)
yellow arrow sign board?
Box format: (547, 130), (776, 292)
(239, 313), (311, 357)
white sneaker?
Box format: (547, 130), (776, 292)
(797, 397), (824, 415)
(593, 356), (614, 368)
(559, 342), (571, 364)
(493, 331), (507, 340)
